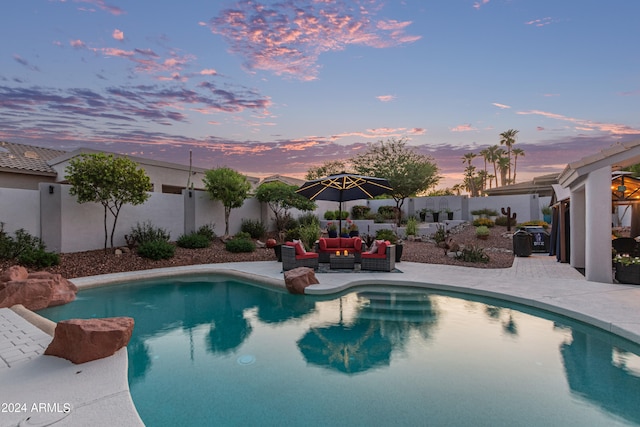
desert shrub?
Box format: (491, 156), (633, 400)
(324, 211), (336, 220)
(299, 223), (320, 251)
(351, 205), (370, 220)
(473, 218), (495, 227)
(0, 227), (46, 260)
(241, 219), (266, 239)
(433, 225), (446, 244)
(276, 213), (298, 233)
(476, 225), (490, 238)
(225, 238), (256, 253)
(297, 213), (319, 227)
(284, 227), (301, 242)
(375, 228), (398, 244)
(177, 232), (211, 249)
(495, 216), (517, 227)
(18, 248), (60, 268)
(405, 217), (418, 236)
(471, 208), (499, 217)
(378, 205), (396, 220)
(196, 224), (216, 241)
(137, 240), (175, 260)
(455, 245), (490, 263)
(130, 221), (170, 245)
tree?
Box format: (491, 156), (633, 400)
(65, 153), (151, 251)
(497, 155), (510, 186)
(499, 129), (519, 184)
(511, 147), (525, 183)
(351, 138), (440, 225)
(203, 167), (251, 237)
(461, 152), (478, 196)
(305, 160), (351, 180)
(255, 181), (316, 232)
(485, 145), (503, 189)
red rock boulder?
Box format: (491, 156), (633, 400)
(45, 317), (134, 364)
(0, 268), (77, 311)
(284, 267), (319, 294)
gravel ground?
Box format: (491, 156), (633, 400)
(1, 223), (515, 279)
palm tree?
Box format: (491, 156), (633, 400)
(461, 152), (477, 167)
(477, 169), (489, 193)
(511, 148), (525, 183)
(479, 148), (490, 190)
(485, 145), (502, 189)
(497, 155), (510, 186)
(499, 129), (519, 184)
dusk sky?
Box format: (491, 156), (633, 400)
(2, 0), (639, 188)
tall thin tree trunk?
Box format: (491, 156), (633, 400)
(103, 205), (108, 252)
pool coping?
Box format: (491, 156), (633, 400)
(2, 256), (640, 426)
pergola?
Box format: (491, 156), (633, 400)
(558, 139), (640, 283)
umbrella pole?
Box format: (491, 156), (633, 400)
(338, 201), (342, 236)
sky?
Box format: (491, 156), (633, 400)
(2, 0), (640, 189)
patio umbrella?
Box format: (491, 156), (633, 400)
(296, 173), (393, 234)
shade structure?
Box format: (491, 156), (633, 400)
(296, 173), (393, 233)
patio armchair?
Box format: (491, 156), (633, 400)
(282, 242), (319, 271)
(361, 241), (396, 272)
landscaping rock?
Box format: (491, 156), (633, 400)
(284, 267), (319, 294)
(0, 268), (77, 311)
(45, 317), (134, 364)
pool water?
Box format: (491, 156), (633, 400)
(38, 276), (640, 426)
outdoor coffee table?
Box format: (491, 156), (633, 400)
(329, 254), (355, 270)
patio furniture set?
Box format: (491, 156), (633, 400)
(282, 237), (396, 272)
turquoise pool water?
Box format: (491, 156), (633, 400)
(38, 276), (640, 426)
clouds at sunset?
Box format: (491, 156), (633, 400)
(208, 0), (420, 80)
(517, 110), (639, 135)
(112, 29), (124, 41)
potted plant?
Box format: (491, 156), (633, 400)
(428, 209), (440, 223)
(347, 219), (359, 237)
(340, 226), (349, 238)
(444, 208), (454, 220)
(476, 225), (490, 240)
(327, 222), (338, 238)
(419, 208), (427, 222)
(614, 254), (640, 284)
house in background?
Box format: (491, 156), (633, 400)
(0, 141), (260, 193)
(0, 141), (65, 190)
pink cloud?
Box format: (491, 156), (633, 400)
(473, 0), (490, 10)
(200, 69), (218, 76)
(525, 17), (552, 27)
(450, 124), (476, 132)
(492, 102), (510, 109)
(517, 109), (640, 135)
(209, 0), (421, 80)
(112, 29), (124, 41)
(376, 95), (396, 102)
(70, 39), (86, 49)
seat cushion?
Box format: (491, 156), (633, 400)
(362, 252), (386, 259)
(296, 252), (319, 260)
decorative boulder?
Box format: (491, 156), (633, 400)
(45, 317), (134, 364)
(284, 267), (319, 294)
(0, 268), (77, 311)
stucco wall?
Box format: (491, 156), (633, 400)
(0, 187), (40, 235)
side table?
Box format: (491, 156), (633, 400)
(329, 254), (355, 270)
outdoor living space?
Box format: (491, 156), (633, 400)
(2, 255), (640, 426)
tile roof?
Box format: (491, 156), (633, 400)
(0, 141), (66, 174)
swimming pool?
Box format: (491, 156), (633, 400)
(38, 275), (640, 426)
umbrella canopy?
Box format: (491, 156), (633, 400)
(296, 173), (393, 233)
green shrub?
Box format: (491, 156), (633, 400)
(473, 218), (495, 227)
(297, 213), (319, 227)
(324, 211), (336, 220)
(455, 245), (490, 263)
(0, 226), (46, 260)
(130, 221), (170, 245)
(177, 233), (211, 249)
(375, 228), (398, 244)
(137, 240), (175, 260)
(495, 216), (517, 227)
(234, 231), (252, 240)
(18, 248), (60, 268)
(284, 227), (301, 242)
(476, 225), (490, 237)
(433, 225), (446, 244)
(378, 205), (396, 220)
(334, 210), (349, 220)
(471, 208), (499, 217)
(241, 219), (266, 239)
(225, 238), (256, 253)
(276, 213), (298, 233)
(405, 217), (418, 236)
(196, 224), (216, 241)
(351, 205), (370, 220)
(299, 223), (320, 250)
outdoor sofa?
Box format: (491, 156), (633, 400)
(315, 237), (363, 263)
(361, 240), (396, 272)
(282, 241), (319, 271)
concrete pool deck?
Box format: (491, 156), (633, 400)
(1, 254), (640, 426)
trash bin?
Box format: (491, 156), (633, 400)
(513, 229), (532, 257)
(523, 226), (550, 253)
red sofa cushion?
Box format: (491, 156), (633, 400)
(319, 237), (362, 252)
(297, 252), (319, 260)
(285, 241), (306, 256)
